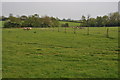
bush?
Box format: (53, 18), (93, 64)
(61, 23), (69, 27)
(4, 21), (21, 28)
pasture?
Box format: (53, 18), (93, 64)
(59, 21), (80, 27)
(2, 27), (119, 78)
(0, 21), (3, 28)
(0, 21), (2, 79)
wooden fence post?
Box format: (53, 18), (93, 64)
(58, 27), (60, 32)
(106, 28), (109, 38)
(52, 27), (54, 32)
(65, 27), (66, 33)
(87, 26), (89, 35)
(74, 27), (76, 34)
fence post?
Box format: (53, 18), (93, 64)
(74, 27), (76, 34)
(65, 27), (66, 33)
(106, 28), (109, 38)
(58, 27), (60, 32)
(52, 27), (54, 32)
(87, 26), (89, 35)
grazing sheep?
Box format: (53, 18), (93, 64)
(23, 27), (32, 30)
(72, 26), (85, 29)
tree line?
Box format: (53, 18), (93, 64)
(80, 12), (120, 27)
(2, 14), (60, 28)
(1, 12), (120, 28)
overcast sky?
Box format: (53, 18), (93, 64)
(1, 1), (119, 20)
(1, 0), (120, 2)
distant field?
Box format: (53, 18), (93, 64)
(2, 27), (119, 78)
(59, 21), (80, 27)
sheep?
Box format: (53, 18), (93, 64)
(23, 27), (32, 30)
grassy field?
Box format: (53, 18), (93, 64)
(0, 21), (2, 79)
(0, 21), (4, 28)
(59, 21), (80, 27)
(2, 27), (119, 78)
(0, 21), (2, 27)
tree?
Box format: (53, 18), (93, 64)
(9, 13), (13, 17)
(61, 23), (69, 27)
(96, 16), (103, 27)
(50, 17), (60, 27)
(41, 16), (52, 27)
(33, 14), (39, 18)
(108, 12), (120, 26)
(4, 21), (21, 28)
(88, 18), (96, 27)
(102, 15), (109, 27)
(81, 15), (86, 21)
(87, 15), (90, 35)
(67, 18), (72, 21)
(1, 16), (8, 21)
(62, 18), (67, 21)
(81, 15), (87, 27)
(20, 15), (27, 20)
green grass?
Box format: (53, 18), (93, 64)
(59, 21), (80, 27)
(0, 21), (2, 79)
(0, 21), (2, 27)
(2, 27), (119, 78)
(0, 21), (4, 27)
